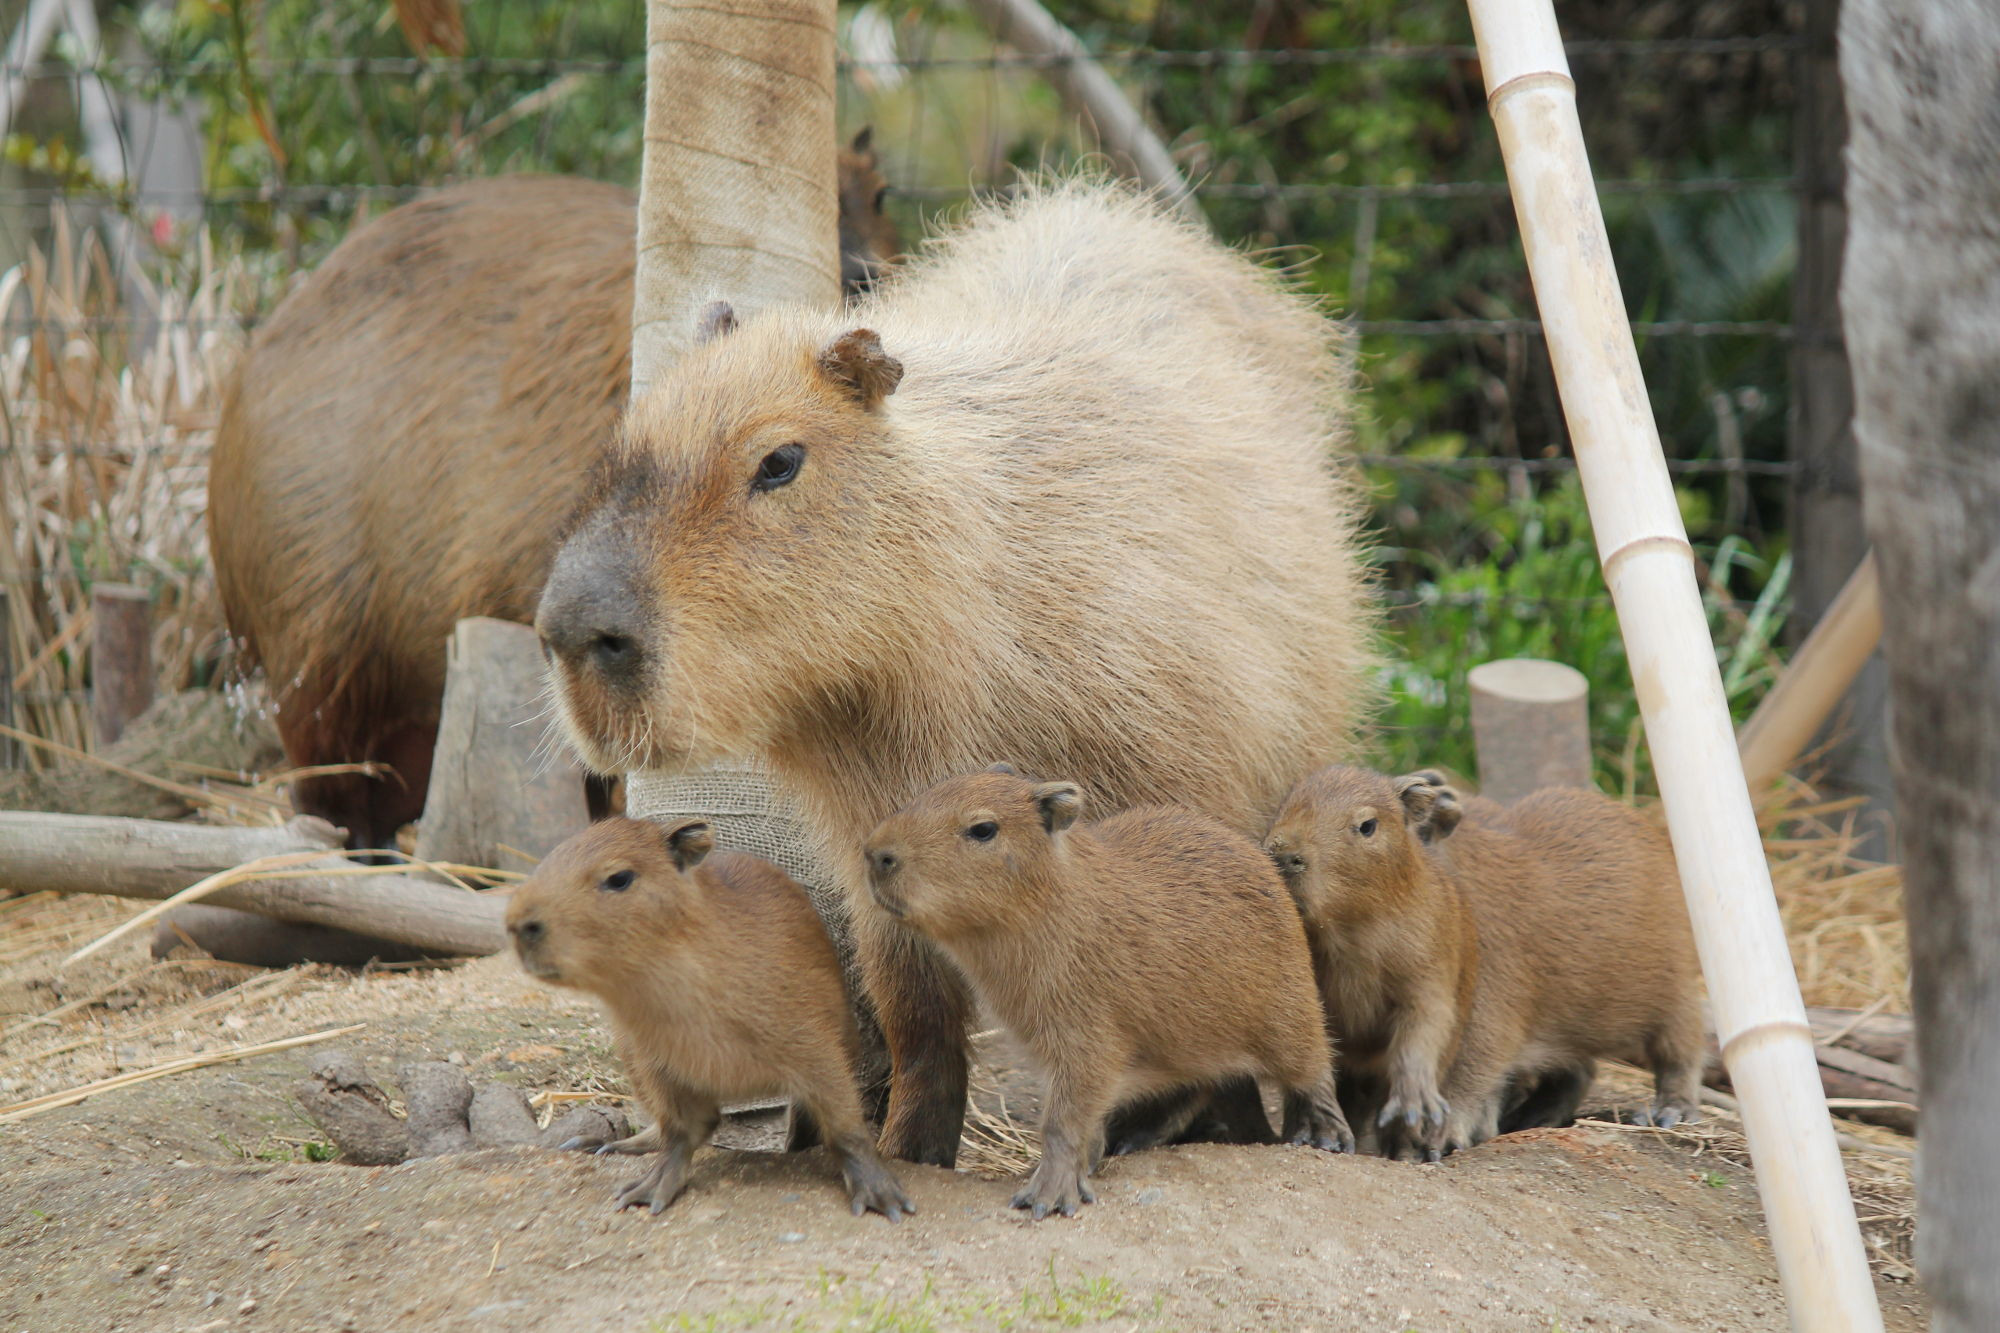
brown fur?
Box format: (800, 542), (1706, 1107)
(209, 158), (901, 850)
(1264, 767), (1704, 1158)
(504, 817), (912, 1219)
(862, 768), (1352, 1218)
(538, 179), (1374, 1167)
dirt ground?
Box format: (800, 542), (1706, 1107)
(0, 894), (1927, 1332)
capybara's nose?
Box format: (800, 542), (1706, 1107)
(537, 527), (647, 680)
(867, 848), (900, 883)
(512, 917), (545, 947)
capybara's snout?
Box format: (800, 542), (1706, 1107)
(507, 911), (557, 980)
(864, 843), (906, 916)
(536, 523), (649, 685)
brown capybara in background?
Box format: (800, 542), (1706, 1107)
(862, 768), (1352, 1218)
(504, 817), (913, 1219)
(1262, 766), (1704, 1159)
(209, 135), (900, 851)
(536, 179), (1374, 1168)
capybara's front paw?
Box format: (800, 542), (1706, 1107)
(1286, 1086), (1356, 1154)
(1636, 1099), (1698, 1130)
(1377, 1078), (1450, 1134)
(1011, 1160), (1096, 1220)
(613, 1157), (688, 1215)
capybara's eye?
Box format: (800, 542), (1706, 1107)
(1356, 818), (1378, 838)
(873, 186), (889, 213)
(966, 821), (999, 843)
(751, 444), (805, 493)
(601, 869), (635, 892)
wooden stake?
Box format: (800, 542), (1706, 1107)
(412, 618), (588, 871)
(1465, 3), (1883, 1328)
(1467, 658), (1593, 800)
(0, 587), (15, 770)
(89, 582), (152, 748)
(1738, 552), (1882, 789)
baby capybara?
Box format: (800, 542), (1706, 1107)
(539, 179), (1375, 1167)
(1263, 766), (1703, 1158)
(504, 817), (912, 1219)
(863, 767), (1352, 1218)
(210, 134), (899, 850)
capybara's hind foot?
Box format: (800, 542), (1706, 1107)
(563, 1124), (661, 1156)
(1636, 1100), (1698, 1130)
(1282, 1080), (1356, 1154)
(613, 1155), (689, 1215)
(1012, 1159), (1096, 1220)
(840, 1148), (916, 1222)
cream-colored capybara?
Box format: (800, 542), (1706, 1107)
(210, 137), (900, 851)
(504, 817), (913, 1219)
(861, 767), (1352, 1218)
(1262, 766), (1703, 1159)
(536, 178), (1373, 1167)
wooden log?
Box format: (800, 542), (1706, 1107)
(413, 618), (588, 872)
(0, 812), (506, 956)
(151, 904), (445, 968)
(1467, 658), (1593, 802)
(1807, 1006), (1914, 1069)
(1737, 552), (1882, 789)
(89, 583), (153, 748)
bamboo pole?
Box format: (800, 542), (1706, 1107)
(1738, 552), (1882, 789)
(1464, 4), (1883, 1329)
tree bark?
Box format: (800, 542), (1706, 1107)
(1840, 3), (2000, 1324)
(628, 0), (840, 400)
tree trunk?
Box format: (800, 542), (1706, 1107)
(1840, 4), (2000, 1325)
(628, 0), (840, 400)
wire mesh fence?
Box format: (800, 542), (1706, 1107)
(0, 0), (1806, 781)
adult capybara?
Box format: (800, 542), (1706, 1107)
(864, 767), (1351, 1217)
(1263, 766), (1703, 1159)
(505, 817), (913, 1219)
(210, 136), (900, 851)
(536, 179), (1374, 1167)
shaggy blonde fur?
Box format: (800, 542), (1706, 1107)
(542, 177), (1374, 1165)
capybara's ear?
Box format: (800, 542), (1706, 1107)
(695, 300), (738, 345)
(850, 125), (875, 158)
(986, 761), (1018, 776)
(816, 328), (903, 408)
(1032, 782), (1083, 834)
(663, 819), (715, 871)
(1394, 774), (1461, 844)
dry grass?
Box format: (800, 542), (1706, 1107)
(1756, 774), (1908, 1011)
(0, 216), (254, 763)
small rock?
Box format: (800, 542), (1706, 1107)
(1134, 1187), (1165, 1205)
(446, 1051), (468, 1067)
(203, 1291), (221, 1309)
(397, 1061), (475, 1157)
(540, 1104), (630, 1152)
(237, 1296), (258, 1314)
(468, 1083), (540, 1148)
(778, 1232), (806, 1244)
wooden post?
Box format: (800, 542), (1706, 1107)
(1841, 4), (2000, 1324)
(89, 583), (152, 748)
(1738, 552), (1882, 790)
(1467, 658), (1593, 800)
(0, 587), (16, 770)
(1465, 3), (1883, 1327)
(628, 0), (839, 401)
(413, 618), (589, 872)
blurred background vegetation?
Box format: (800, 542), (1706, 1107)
(0, 0), (1802, 791)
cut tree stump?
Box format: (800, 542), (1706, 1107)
(0, 812), (506, 956)
(413, 617), (588, 872)
(1468, 658), (1594, 801)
